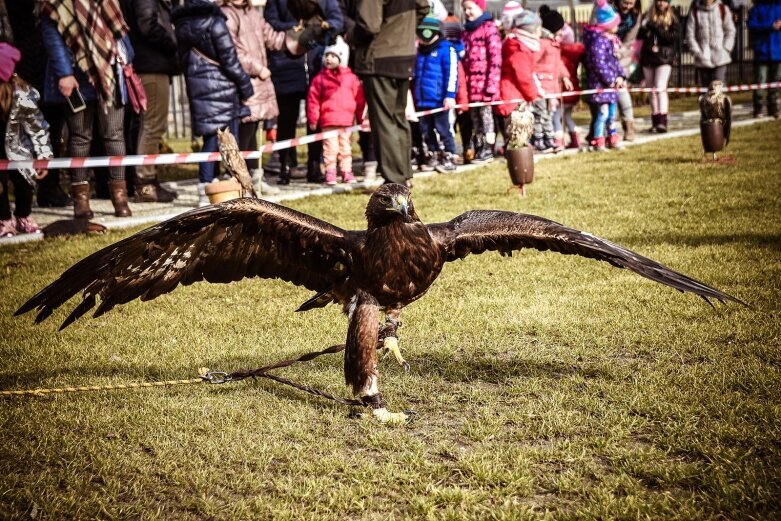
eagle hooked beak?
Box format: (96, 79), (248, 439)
(390, 195), (409, 217)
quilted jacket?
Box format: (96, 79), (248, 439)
(583, 26), (624, 104)
(413, 39), (458, 109)
(172, 0), (253, 136)
(462, 13), (502, 102)
(221, 2), (286, 122)
(306, 66), (365, 128)
(4, 80), (53, 185)
(748, 0), (781, 62)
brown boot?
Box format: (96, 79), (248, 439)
(71, 182), (93, 219)
(134, 180), (177, 203)
(623, 119), (636, 142)
(109, 179), (132, 217)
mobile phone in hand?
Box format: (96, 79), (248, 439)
(66, 88), (86, 114)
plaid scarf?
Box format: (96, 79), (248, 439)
(41, 0), (128, 105)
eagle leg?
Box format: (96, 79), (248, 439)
(345, 294), (410, 424)
(379, 312), (410, 372)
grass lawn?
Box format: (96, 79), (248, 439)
(2, 121), (780, 520)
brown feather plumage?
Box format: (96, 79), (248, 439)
(17, 184), (746, 410)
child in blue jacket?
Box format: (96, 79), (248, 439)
(413, 17), (458, 173)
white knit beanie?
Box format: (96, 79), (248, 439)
(323, 36), (349, 66)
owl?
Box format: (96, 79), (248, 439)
(507, 100), (535, 149)
(699, 80), (732, 159)
(217, 127), (257, 198)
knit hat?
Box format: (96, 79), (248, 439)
(590, 0), (620, 31)
(0, 43), (21, 83)
(500, 1), (524, 30)
(463, 0), (486, 12)
(417, 16), (442, 43)
(541, 10), (564, 34)
(323, 36), (349, 66)
(442, 15), (464, 40)
(511, 10), (542, 31)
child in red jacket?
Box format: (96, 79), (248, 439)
(307, 37), (366, 185)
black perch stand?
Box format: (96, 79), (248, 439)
(506, 147), (535, 196)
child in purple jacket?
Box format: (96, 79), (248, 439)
(583, 0), (626, 151)
(461, 0), (502, 163)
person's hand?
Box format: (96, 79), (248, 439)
(309, 124), (317, 131)
(615, 76), (625, 89)
(34, 169), (48, 180)
(258, 67), (271, 81)
(58, 75), (79, 98)
(562, 77), (573, 92)
(773, 19), (781, 30)
(443, 98), (456, 110)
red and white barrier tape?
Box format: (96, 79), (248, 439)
(1, 81), (778, 171)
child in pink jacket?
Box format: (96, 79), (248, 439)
(307, 37), (366, 185)
(461, 0), (502, 163)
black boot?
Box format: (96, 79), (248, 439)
(37, 171), (71, 207)
(277, 156), (291, 185)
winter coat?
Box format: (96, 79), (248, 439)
(120, 0), (180, 76)
(638, 15), (680, 67)
(583, 26), (624, 104)
(348, 0), (429, 78)
(560, 41), (585, 106)
(462, 13), (502, 102)
(40, 17), (135, 106)
(306, 66), (365, 128)
(3, 80), (53, 185)
(685, 0), (736, 69)
(747, 0), (781, 62)
(172, 0), (253, 137)
(536, 33), (569, 96)
(265, 0), (343, 94)
(413, 39), (458, 109)
(221, 3), (286, 122)
(496, 35), (539, 117)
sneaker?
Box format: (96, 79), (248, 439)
(0, 218), (16, 237)
(361, 161), (378, 181)
(471, 147), (494, 164)
(436, 152), (457, 173)
(134, 181), (177, 203)
(533, 139), (554, 154)
(420, 154), (438, 172)
(324, 169), (337, 186)
(15, 216), (42, 234)
(606, 133), (622, 149)
(341, 170), (357, 184)
(545, 138), (564, 153)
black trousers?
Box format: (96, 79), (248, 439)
(239, 121), (260, 170)
(275, 92), (322, 177)
(0, 171), (34, 220)
(363, 75), (412, 185)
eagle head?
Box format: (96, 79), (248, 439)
(366, 183), (416, 228)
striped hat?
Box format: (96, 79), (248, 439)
(500, 1), (524, 30)
(590, 0), (620, 31)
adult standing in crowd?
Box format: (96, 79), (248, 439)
(4, 0), (70, 208)
(173, 0), (253, 206)
(40, 0), (134, 219)
(265, 0), (342, 185)
(220, 0), (285, 195)
(685, 0), (736, 86)
(639, 0), (680, 132)
(121, 0), (180, 203)
(347, 0), (428, 186)
(747, 0), (781, 118)
(613, 0), (640, 141)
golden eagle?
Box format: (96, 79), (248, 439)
(16, 184), (744, 423)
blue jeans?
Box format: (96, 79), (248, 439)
(753, 61), (780, 115)
(594, 102), (617, 138)
(199, 119), (239, 183)
(419, 111), (456, 154)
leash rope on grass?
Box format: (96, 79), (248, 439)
(0, 343), (367, 406)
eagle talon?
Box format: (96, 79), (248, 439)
(381, 336), (409, 370)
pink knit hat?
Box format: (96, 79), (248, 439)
(0, 43), (21, 82)
(463, 0), (486, 11)
(500, 1), (524, 29)
(590, 0), (620, 31)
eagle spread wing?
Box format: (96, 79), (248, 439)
(429, 210), (745, 306)
(16, 198), (355, 329)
